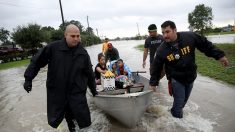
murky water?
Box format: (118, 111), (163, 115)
(0, 39), (235, 132)
(206, 34), (235, 43)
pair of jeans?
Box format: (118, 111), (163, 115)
(170, 78), (193, 118)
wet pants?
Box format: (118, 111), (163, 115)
(65, 105), (76, 132)
(170, 78), (193, 118)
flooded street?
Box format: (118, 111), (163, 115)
(207, 34), (235, 44)
(0, 39), (235, 132)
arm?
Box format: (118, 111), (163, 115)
(24, 46), (50, 92)
(104, 51), (109, 63)
(143, 48), (148, 68)
(114, 48), (120, 59)
(218, 56), (229, 67)
(124, 64), (132, 78)
(143, 39), (149, 68)
(102, 43), (104, 54)
(195, 33), (224, 59)
(24, 46), (50, 81)
(194, 33), (229, 67)
(85, 54), (98, 96)
(96, 66), (107, 74)
(149, 53), (164, 87)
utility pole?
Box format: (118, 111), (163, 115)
(87, 15), (91, 45)
(59, 0), (65, 28)
(96, 28), (99, 37)
(87, 16), (90, 34)
(136, 23), (141, 40)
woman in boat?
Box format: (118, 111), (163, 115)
(95, 53), (107, 85)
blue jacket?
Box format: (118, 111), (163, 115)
(117, 64), (132, 78)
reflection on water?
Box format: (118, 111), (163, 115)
(0, 37), (234, 131)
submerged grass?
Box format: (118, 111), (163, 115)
(0, 59), (30, 70)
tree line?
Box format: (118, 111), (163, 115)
(2, 4), (232, 63)
(1, 4), (218, 47)
(1, 20), (101, 49)
(0, 20), (101, 63)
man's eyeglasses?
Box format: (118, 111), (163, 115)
(70, 35), (80, 38)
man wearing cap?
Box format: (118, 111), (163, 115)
(104, 43), (119, 62)
(142, 24), (164, 69)
(102, 38), (109, 55)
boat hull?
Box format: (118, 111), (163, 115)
(94, 91), (152, 128)
(92, 73), (152, 128)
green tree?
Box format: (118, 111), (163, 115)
(59, 20), (101, 45)
(41, 26), (55, 31)
(12, 23), (45, 55)
(55, 20), (101, 46)
(213, 27), (222, 32)
(50, 29), (64, 42)
(59, 20), (84, 32)
(55, 20), (85, 42)
(0, 27), (10, 44)
(188, 4), (213, 36)
(86, 27), (94, 35)
(41, 26), (55, 43)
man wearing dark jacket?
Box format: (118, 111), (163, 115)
(23, 24), (98, 131)
(149, 20), (229, 118)
(104, 43), (119, 62)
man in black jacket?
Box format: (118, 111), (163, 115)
(23, 24), (98, 131)
(149, 20), (229, 118)
(104, 43), (119, 63)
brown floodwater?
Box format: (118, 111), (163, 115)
(0, 40), (234, 132)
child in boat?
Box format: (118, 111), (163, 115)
(116, 59), (132, 79)
(95, 53), (107, 85)
(110, 61), (118, 76)
(115, 59), (133, 89)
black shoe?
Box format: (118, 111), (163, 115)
(68, 127), (76, 132)
(171, 108), (183, 118)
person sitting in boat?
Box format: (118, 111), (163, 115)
(108, 60), (118, 76)
(95, 53), (107, 85)
(116, 59), (132, 79)
(105, 43), (120, 63)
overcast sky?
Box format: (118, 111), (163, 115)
(1, 0), (235, 39)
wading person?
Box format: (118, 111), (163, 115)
(149, 20), (229, 118)
(142, 24), (164, 69)
(23, 24), (98, 131)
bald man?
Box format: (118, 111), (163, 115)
(23, 24), (97, 131)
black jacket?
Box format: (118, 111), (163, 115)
(150, 32), (225, 86)
(105, 47), (120, 62)
(24, 39), (97, 128)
